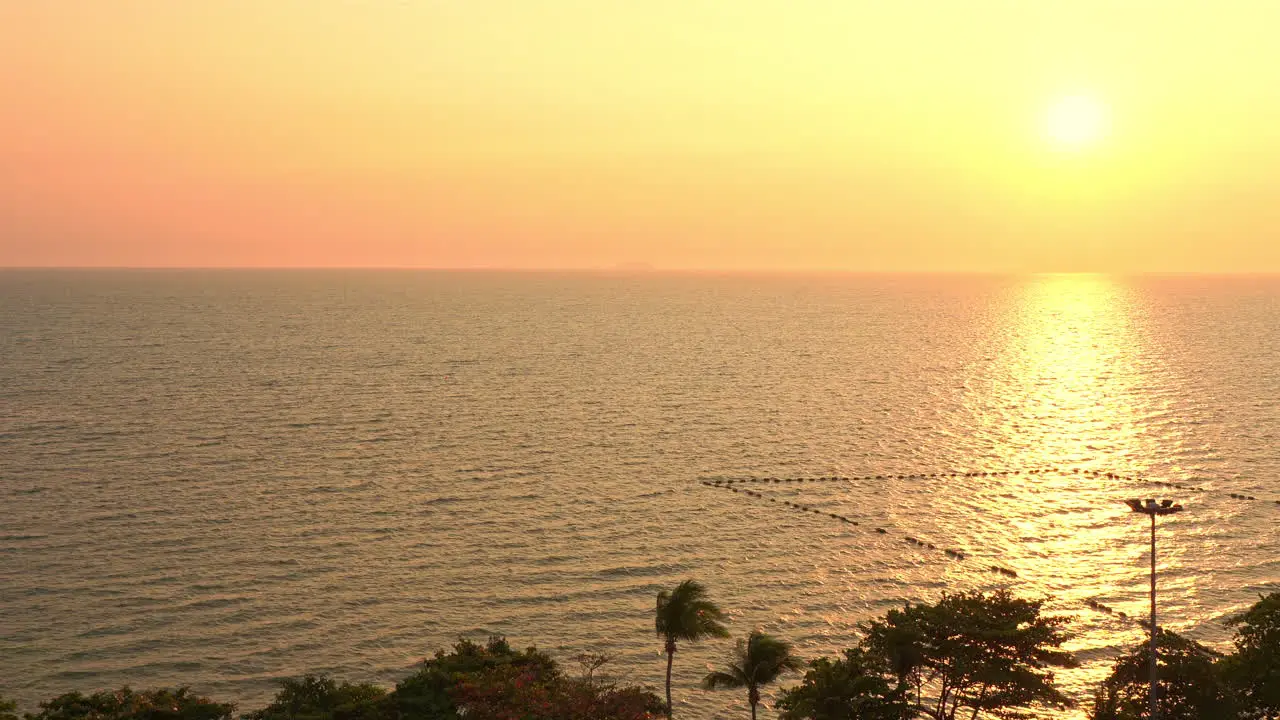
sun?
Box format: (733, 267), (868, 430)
(1042, 95), (1109, 151)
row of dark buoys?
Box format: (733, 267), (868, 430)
(1100, 472), (1276, 507)
(1080, 470), (1277, 507)
(701, 481), (962, 561)
(706, 479), (1033, 603)
(707, 467), (1276, 508)
(701, 478), (1149, 627)
(1084, 598), (1129, 620)
(1121, 475), (1205, 493)
(704, 480), (868, 525)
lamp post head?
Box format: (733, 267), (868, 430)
(1125, 498), (1184, 516)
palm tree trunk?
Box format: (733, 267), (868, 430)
(749, 687), (759, 720)
(665, 641), (675, 719)
(749, 700), (757, 720)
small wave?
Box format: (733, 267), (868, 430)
(594, 563), (691, 579)
(75, 624), (139, 639)
(51, 670), (104, 681)
(423, 496), (463, 505)
(636, 489), (674, 498)
(181, 596), (253, 611)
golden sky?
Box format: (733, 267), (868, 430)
(3, 1), (1279, 271)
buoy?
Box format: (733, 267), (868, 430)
(875, 528), (887, 534)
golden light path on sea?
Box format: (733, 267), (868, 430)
(985, 274), (1173, 702)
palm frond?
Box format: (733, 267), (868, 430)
(656, 579), (730, 641)
(743, 631), (802, 685)
(701, 670), (746, 690)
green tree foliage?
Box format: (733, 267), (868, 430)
(655, 579), (730, 718)
(22, 688), (234, 720)
(861, 590), (1078, 719)
(1090, 628), (1236, 720)
(383, 635), (660, 719)
(450, 662), (663, 720)
(1224, 592), (1280, 720)
(244, 676), (386, 720)
(1, 694), (20, 720)
(703, 630), (802, 720)
(775, 648), (910, 720)
(387, 636), (556, 719)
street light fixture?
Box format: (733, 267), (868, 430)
(1125, 497), (1183, 720)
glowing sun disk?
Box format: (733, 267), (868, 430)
(1043, 95), (1108, 151)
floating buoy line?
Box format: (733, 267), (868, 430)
(696, 466), (1271, 626)
(698, 467), (1274, 507)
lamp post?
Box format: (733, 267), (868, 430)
(1125, 497), (1183, 720)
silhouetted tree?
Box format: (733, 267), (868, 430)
(245, 676), (386, 720)
(387, 636), (555, 719)
(703, 631), (802, 720)
(1223, 592), (1280, 720)
(861, 590), (1077, 719)
(655, 579), (730, 718)
(22, 688), (234, 720)
(1, 694), (19, 720)
(1090, 628), (1236, 720)
(378, 632), (660, 717)
(451, 662), (662, 720)
(776, 647), (909, 720)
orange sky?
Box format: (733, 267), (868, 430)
(3, 1), (1279, 271)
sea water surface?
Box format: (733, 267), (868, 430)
(1, 270), (1277, 718)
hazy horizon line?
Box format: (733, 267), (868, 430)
(3, 266), (1279, 277)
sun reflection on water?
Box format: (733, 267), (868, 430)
(986, 273), (1159, 466)
(964, 275), (1182, 699)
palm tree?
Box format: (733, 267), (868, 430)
(656, 579), (730, 718)
(703, 630), (802, 720)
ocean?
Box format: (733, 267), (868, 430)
(2, 270), (1277, 718)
